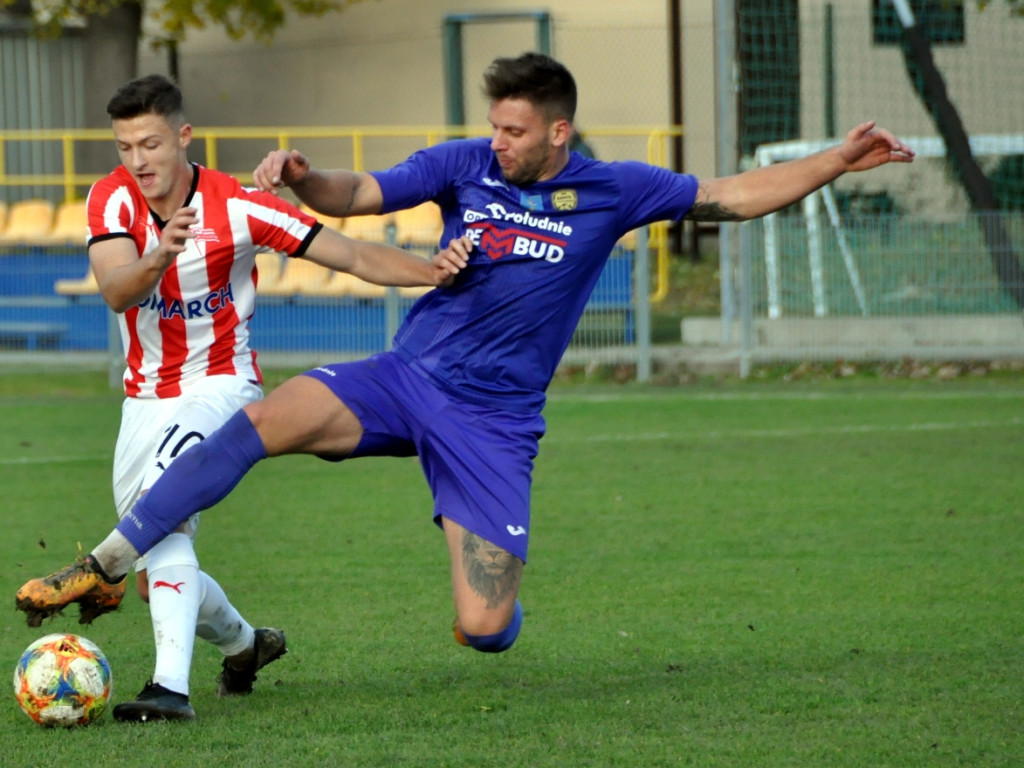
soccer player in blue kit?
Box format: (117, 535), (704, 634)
(17, 52), (914, 653)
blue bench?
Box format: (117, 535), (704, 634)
(575, 251), (635, 343)
(0, 246), (636, 353)
(0, 321), (69, 350)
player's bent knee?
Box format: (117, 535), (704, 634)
(135, 571), (150, 603)
(460, 600), (523, 653)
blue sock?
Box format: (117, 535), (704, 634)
(461, 600), (523, 653)
(116, 410), (267, 555)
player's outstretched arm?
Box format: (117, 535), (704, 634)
(302, 229), (468, 287)
(690, 121), (915, 222)
(90, 207), (197, 313)
(251, 149), (385, 218)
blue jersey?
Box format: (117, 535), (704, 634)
(372, 138), (698, 413)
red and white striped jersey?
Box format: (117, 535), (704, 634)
(87, 163), (320, 398)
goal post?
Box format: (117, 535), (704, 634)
(754, 134), (1024, 320)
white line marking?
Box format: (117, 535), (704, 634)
(553, 416), (1024, 443)
(548, 388), (1024, 404)
(0, 455), (110, 466)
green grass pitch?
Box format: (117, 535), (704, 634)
(1, 371), (1021, 766)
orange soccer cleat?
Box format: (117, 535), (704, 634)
(15, 554), (126, 628)
(452, 618), (470, 647)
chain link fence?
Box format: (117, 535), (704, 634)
(707, 1), (1024, 371)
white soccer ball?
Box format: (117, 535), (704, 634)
(13, 633), (112, 727)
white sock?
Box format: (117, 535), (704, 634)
(146, 533), (201, 696)
(91, 530), (140, 580)
(196, 572), (254, 657)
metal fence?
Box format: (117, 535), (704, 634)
(681, 211), (1024, 373)
(704, 0), (1024, 375)
(0, 124), (666, 379)
(0, 222), (651, 382)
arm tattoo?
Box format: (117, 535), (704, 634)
(461, 530), (522, 609)
(340, 183), (358, 215)
(688, 181), (744, 222)
(688, 201), (744, 222)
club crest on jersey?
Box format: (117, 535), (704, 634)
(189, 226), (219, 243)
(551, 189), (578, 211)
(519, 192), (544, 211)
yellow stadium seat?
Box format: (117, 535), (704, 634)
(308, 270), (350, 297)
(398, 284), (434, 299)
(1, 199), (55, 244)
(0, 201), (7, 233)
(254, 251), (286, 295)
(54, 266), (100, 296)
(259, 257), (334, 296)
(341, 213), (392, 242)
(322, 271), (388, 298)
(299, 204), (344, 233)
(394, 202), (443, 248)
(40, 200), (89, 246)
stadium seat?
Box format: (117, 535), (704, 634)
(398, 284), (433, 299)
(340, 213), (392, 242)
(616, 229), (638, 250)
(254, 251), (285, 294)
(259, 257), (334, 296)
(54, 265), (100, 296)
(394, 202), (443, 248)
(299, 204), (344, 233)
(40, 200), (89, 246)
(328, 272), (388, 298)
(0, 199), (55, 244)
(302, 269), (347, 297)
(0, 201), (7, 233)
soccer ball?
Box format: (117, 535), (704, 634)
(13, 633), (112, 727)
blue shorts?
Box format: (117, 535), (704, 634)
(303, 353), (545, 562)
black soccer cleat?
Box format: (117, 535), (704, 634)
(217, 627), (288, 697)
(113, 680), (196, 722)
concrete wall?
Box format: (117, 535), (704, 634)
(138, 0), (719, 178)
(134, 0), (1020, 199)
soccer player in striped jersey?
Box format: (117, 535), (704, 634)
(18, 55), (910, 665)
(16, 74), (466, 722)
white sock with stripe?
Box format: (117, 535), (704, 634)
(146, 533), (201, 697)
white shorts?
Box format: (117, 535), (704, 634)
(112, 375), (262, 569)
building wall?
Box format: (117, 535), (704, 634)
(130, 0), (1024, 204)
(138, 0), (720, 179)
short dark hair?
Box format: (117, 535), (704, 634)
(483, 52), (577, 123)
(106, 74), (185, 123)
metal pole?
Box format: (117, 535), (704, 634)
(668, 0), (687, 257)
(535, 12), (551, 54)
(714, 0), (739, 343)
(635, 226), (651, 382)
(384, 223), (400, 348)
(739, 220), (753, 378)
(442, 18), (464, 127)
(824, 4), (835, 139)
(106, 308), (121, 390)
(804, 192), (827, 317)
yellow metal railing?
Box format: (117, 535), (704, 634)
(0, 124), (683, 301)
